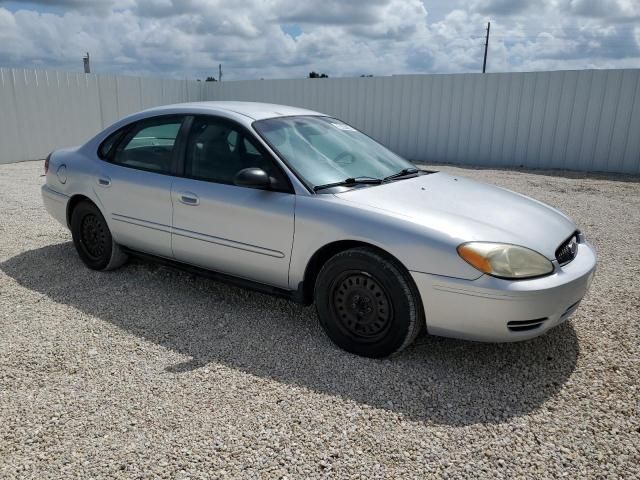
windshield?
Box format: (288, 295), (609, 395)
(253, 116), (416, 190)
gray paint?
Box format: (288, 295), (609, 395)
(1, 67), (639, 173)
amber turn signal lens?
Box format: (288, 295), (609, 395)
(457, 244), (493, 273)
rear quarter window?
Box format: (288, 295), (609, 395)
(98, 128), (126, 159)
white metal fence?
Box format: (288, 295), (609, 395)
(0, 68), (211, 164)
(1, 67), (639, 174)
(208, 70), (640, 174)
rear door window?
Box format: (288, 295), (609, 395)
(112, 117), (184, 174)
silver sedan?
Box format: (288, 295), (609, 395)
(42, 101), (597, 358)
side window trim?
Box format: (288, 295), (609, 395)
(181, 114), (294, 194)
(104, 114), (187, 176)
(173, 115), (193, 177)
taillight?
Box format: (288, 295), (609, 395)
(44, 152), (52, 174)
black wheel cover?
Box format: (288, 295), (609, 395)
(79, 213), (107, 261)
(330, 270), (393, 342)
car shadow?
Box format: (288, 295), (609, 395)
(1, 242), (579, 426)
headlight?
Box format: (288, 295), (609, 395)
(457, 242), (554, 279)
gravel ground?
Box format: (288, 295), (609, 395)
(0, 160), (638, 479)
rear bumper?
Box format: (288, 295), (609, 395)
(410, 241), (597, 342)
(41, 184), (69, 228)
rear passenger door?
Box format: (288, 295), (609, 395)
(95, 115), (186, 258)
(171, 116), (295, 289)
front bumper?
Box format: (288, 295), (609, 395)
(410, 241), (597, 342)
(42, 184), (69, 228)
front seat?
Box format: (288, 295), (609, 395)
(192, 127), (244, 183)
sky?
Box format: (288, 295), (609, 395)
(0, 0), (638, 81)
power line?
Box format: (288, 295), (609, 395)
(471, 34), (635, 40)
(466, 34), (635, 46)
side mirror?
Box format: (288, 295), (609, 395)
(234, 167), (271, 189)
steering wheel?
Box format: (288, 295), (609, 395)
(334, 151), (356, 165)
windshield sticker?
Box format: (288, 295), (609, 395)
(331, 122), (356, 132)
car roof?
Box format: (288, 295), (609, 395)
(142, 101), (326, 121)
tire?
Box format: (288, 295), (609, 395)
(314, 247), (423, 358)
(70, 200), (128, 271)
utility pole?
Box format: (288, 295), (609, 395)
(482, 22), (490, 73)
(83, 52), (91, 74)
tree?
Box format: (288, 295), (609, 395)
(205, 76), (217, 82)
(308, 71), (328, 78)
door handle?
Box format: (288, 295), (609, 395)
(179, 192), (200, 206)
(97, 176), (111, 187)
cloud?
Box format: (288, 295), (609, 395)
(0, 0), (638, 80)
(471, 0), (546, 15)
(274, 0), (389, 26)
(2, 0), (113, 5)
(0, 0), (125, 13)
(134, 0), (199, 18)
(562, 0), (640, 21)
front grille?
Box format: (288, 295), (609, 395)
(555, 233), (579, 265)
(507, 318), (548, 332)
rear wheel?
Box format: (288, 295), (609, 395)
(314, 247), (423, 358)
(70, 201), (127, 271)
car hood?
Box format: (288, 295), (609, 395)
(333, 172), (576, 259)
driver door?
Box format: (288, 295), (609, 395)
(171, 116), (295, 288)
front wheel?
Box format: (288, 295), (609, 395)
(314, 247), (423, 358)
(70, 201), (128, 271)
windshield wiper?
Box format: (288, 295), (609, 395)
(313, 176), (382, 192)
(383, 167), (421, 182)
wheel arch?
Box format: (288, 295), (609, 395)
(66, 194), (95, 228)
(301, 240), (416, 305)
